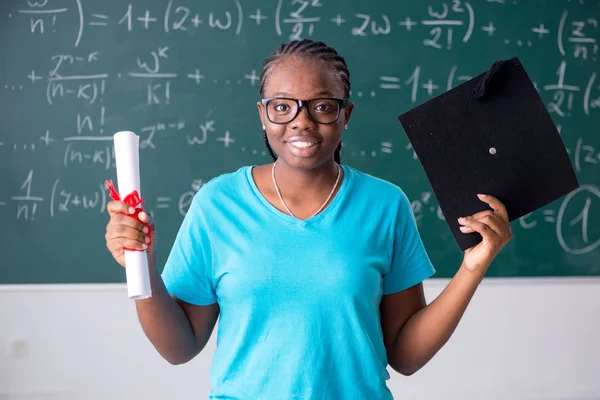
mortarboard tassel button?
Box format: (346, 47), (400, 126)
(489, 147), (497, 155)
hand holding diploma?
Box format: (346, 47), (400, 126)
(104, 131), (153, 299)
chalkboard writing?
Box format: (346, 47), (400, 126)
(1, 0), (598, 284)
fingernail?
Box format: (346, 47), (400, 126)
(460, 226), (468, 232)
(145, 236), (151, 243)
(143, 226), (149, 234)
(477, 194), (487, 199)
(139, 212), (147, 220)
(142, 244), (148, 249)
(458, 217), (465, 223)
(128, 207), (135, 214)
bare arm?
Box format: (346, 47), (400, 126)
(381, 265), (481, 376)
(381, 194), (512, 376)
(135, 254), (220, 365)
(105, 201), (219, 365)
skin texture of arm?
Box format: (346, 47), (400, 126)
(134, 255), (220, 365)
(105, 203), (220, 365)
(381, 194), (512, 375)
(380, 266), (481, 376)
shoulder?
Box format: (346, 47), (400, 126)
(344, 165), (410, 206)
(190, 165), (253, 209)
(197, 166), (250, 195)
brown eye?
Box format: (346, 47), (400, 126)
(274, 103), (291, 112)
(313, 101), (336, 114)
(268, 99), (295, 114)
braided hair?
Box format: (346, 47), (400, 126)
(259, 39), (351, 164)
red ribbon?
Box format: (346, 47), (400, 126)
(105, 179), (152, 250)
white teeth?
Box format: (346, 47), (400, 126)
(290, 141), (316, 149)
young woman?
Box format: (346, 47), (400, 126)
(105, 39), (512, 399)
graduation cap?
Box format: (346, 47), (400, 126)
(398, 56), (580, 251)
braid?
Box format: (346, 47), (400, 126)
(260, 39), (350, 163)
(263, 130), (278, 161)
(259, 39), (351, 99)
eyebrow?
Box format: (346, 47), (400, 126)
(269, 90), (335, 98)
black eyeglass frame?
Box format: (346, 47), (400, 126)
(261, 97), (350, 125)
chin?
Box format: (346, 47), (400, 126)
(277, 155), (335, 171)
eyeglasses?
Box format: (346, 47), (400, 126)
(261, 97), (349, 125)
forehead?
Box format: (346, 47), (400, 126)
(263, 55), (345, 98)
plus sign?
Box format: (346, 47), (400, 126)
(422, 79), (439, 95)
(331, 14), (346, 27)
(531, 23), (550, 39)
(40, 130), (55, 146)
(191, 14), (202, 27)
(27, 70), (43, 84)
(481, 22), (496, 36)
(244, 69), (259, 86)
(137, 10), (157, 30)
(187, 69), (205, 84)
(249, 9), (267, 26)
(398, 17), (417, 31)
(216, 131), (235, 148)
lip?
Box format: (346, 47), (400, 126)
(284, 136), (322, 144)
(285, 140), (322, 158)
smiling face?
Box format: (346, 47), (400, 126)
(257, 55), (354, 170)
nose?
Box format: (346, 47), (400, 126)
(289, 102), (317, 130)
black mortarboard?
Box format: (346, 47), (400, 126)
(398, 56), (580, 251)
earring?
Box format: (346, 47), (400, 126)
(345, 124), (348, 130)
(262, 125), (266, 131)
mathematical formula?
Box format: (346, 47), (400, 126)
(1, 0), (598, 272)
(8, 1), (597, 61)
(410, 185), (600, 256)
(0, 169), (205, 220)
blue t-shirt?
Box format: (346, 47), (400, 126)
(161, 165), (435, 399)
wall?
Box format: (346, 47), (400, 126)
(1, 278), (599, 400)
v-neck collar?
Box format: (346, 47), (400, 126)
(245, 164), (351, 227)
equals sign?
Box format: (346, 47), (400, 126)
(543, 210), (556, 223)
(380, 142), (393, 154)
(0, 201), (6, 206)
(89, 14), (109, 26)
(379, 76), (401, 89)
(156, 197), (172, 209)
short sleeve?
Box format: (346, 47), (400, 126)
(382, 191), (436, 295)
(161, 193), (217, 306)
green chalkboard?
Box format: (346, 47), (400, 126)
(1, 0), (599, 284)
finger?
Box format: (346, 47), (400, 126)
(473, 214), (511, 239)
(458, 217), (500, 243)
(459, 214), (511, 238)
(107, 200), (136, 217)
(465, 209), (495, 221)
(457, 211), (494, 234)
(477, 194), (509, 222)
(107, 213), (147, 233)
(138, 211), (153, 226)
(107, 236), (149, 252)
(106, 224), (150, 244)
(459, 225), (475, 234)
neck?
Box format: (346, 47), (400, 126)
(273, 159), (340, 201)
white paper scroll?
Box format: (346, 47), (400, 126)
(113, 131), (152, 299)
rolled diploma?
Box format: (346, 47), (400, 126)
(113, 131), (152, 299)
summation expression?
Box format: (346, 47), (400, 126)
(9, 1), (596, 58)
(2, 0), (597, 267)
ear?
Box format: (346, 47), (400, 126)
(257, 101), (268, 130)
(343, 101), (355, 125)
